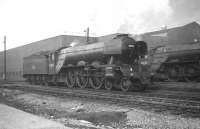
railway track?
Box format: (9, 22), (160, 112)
(12, 81), (200, 101)
(1, 82), (200, 117)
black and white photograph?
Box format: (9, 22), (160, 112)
(0, 0), (200, 128)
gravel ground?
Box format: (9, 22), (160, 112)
(0, 88), (200, 129)
(0, 104), (69, 129)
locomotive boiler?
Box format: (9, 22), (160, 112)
(23, 34), (150, 91)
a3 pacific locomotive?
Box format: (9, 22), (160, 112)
(23, 34), (150, 91)
(143, 22), (200, 82)
(149, 42), (200, 82)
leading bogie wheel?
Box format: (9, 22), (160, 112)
(120, 79), (132, 92)
(104, 78), (114, 91)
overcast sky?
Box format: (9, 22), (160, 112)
(0, 0), (200, 51)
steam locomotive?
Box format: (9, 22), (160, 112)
(149, 42), (200, 82)
(23, 34), (150, 91)
(142, 22), (200, 82)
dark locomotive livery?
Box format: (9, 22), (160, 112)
(23, 34), (150, 91)
(150, 42), (200, 82)
(144, 22), (200, 82)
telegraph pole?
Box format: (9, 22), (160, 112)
(87, 27), (89, 43)
(84, 27), (89, 43)
(3, 36), (6, 81)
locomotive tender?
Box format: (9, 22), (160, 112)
(23, 34), (150, 91)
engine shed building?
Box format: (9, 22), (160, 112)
(140, 22), (200, 49)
